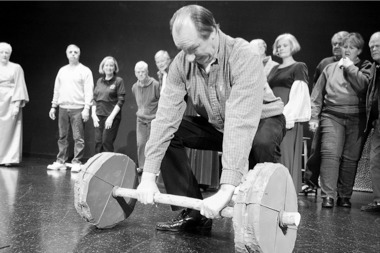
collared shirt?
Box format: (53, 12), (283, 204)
(144, 30), (283, 186)
(93, 76), (125, 117)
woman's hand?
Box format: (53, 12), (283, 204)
(105, 116), (114, 129)
(92, 114), (99, 128)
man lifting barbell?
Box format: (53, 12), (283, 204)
(135, 4), (286, 232)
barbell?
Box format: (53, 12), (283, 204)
(74, 152), (300, 253)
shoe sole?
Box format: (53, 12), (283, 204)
(156, 225), (212, 232)
(337, 204), (351, 208)
(361, 207), (380, 212)
(47, 167), (67, 170)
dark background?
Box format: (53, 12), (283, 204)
(2, 1), (379, 164)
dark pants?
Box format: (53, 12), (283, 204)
(304, 126), (322, 188)
(160, 114), (286, 210)
(57, 108), (85, 164)
(94, 115), (121, 154)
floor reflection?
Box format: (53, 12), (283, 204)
(0, 157), (380, 253)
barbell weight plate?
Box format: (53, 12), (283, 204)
(74, 152), (138, 229)
(233, 163), (298, 253)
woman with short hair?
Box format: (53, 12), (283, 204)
(310, 32), (371, 208)
(91, 56), (125, 153)
(267, 33), (311, 194)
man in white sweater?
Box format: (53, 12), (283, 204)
(47, 44), (94, 172)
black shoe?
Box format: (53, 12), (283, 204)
(361, 201), (380, 212)
(156, 209), (212, 232)
(322, 197), (334, 208)
(337, 197), (351, 208)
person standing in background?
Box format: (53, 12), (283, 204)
(302, 31), (349, 195)
(132, 61), (160, 174)
(92, 56), (125, 154)
(0, 42), (29, 167)
(48, 44), (94, 173)
(361, 32), (380, 212)
(267, 33), (311, 194)
(154, 50), (171, 95)
(250, 38), (279, 77)
(310, 33), (371, 208)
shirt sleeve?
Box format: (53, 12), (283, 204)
(283, 63), (310, 128)
(310, 69), (328, 122)
(11, 64), (29, 107)
(312, 62), (323, 88)
(220, 42), (265, 187)
(51, 68), (62, 108)
(343, 60), (371, 95)
(83, 67), (94, 109)
(116, 78), (126, 108)
(283, 80), (311, 128)
(143, 56), (188, 175)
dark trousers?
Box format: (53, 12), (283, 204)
(160, 114), (286, 210)
(57, 108), (85, 164)
(304, 126), (322, 187)
(94, 115), (121, 154)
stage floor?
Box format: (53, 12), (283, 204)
(1, 156), (379, 253)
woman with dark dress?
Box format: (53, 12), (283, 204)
(267, 33), (311, 193)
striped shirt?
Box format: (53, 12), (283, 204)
(144, 30), (284, 186)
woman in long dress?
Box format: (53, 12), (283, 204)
(267, 34), (311, 193)
(0, 42), (29, 166)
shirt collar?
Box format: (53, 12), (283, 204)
(103, 75), (116, 83)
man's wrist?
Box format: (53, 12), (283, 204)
(141, 171), (157, 182)
(219, 184), (236, 195)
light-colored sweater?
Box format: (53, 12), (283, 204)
(51, 63), (94, 109)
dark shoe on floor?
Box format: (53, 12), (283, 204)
(322, 197), (334, 208)
(337, 197), (351, 208)
(156, 209), (212, 232)
(361, 201), (380, 212)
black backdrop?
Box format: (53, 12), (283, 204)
(2, 1), (380, 163)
